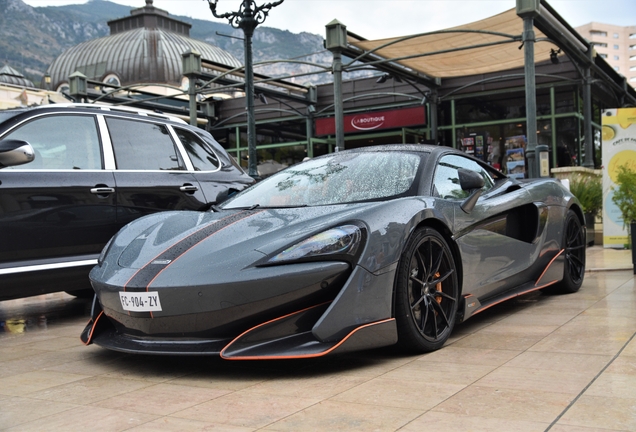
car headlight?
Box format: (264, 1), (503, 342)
(268, 224), (363, 264)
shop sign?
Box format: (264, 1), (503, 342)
(315, 106), (426, 136)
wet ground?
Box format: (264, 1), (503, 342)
(0, 292), (92, 336)
(0, 247), (635, 431)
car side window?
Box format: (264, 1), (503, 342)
(174, 128), (220, 172)
(433, 154), (495, 200)
(106, 117), (185, 171)
(3, 114), (102, 170)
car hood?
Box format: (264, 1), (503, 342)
(108, 203), (380, 272)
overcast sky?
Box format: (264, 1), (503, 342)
(22, 0), (636, 40)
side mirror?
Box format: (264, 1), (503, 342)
(0, 139), (35, 169)
(458, 168), (485, 191)
(458, 168), (485, 214)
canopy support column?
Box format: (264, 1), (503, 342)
(522, 17), (538, 179)
(583, 66), (594, 168)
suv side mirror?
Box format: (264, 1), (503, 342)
(0, 139), (35, 169)
(458, 168), (485, 214)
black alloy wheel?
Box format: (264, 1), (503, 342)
(395, 227), (459, 352)
(555, 210), (586, 293)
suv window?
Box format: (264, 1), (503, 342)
(174, 127), (220, 171)
(106, 117), (185, 171)
(434, 154), (495, 199)
(3, 114), (102, 170)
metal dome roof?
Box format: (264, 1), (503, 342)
(0, 65), (34, 87)
(45, 1), (241, 91)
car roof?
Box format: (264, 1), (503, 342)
(1, 103), (188, 125)
(339, 144), (433, 154)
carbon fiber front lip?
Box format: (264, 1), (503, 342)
(91, 329), (230, 355)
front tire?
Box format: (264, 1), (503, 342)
(554, 210), (586, 293)
(395, 227), (459, 353)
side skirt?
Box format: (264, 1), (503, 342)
(461, 249), (564, 321)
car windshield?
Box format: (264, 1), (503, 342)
(221, 151), (423, 208)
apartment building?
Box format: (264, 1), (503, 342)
(576, 22), (636, 88)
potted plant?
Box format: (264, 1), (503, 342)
(569, 173), (602, 245)
(611, 164), (636, 273)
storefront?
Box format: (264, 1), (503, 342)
(209, 53), (615, 178)
(195, 3), (634, 178)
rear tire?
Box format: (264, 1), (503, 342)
(553, 210), (586, 293)
(395, 227), (459, 353)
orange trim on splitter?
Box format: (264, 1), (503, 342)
(81, 311), (104, 346)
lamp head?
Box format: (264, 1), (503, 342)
(550, 48), (561, 64)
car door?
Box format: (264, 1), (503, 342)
(171, 126), (252, 203)
(433, 154), (537, 300)
(0, 113), (117, 273)
(103, 116), (208, 225)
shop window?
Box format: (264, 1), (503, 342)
(554, 86), (576, 114)
(454, 91), (525, 124)
(455, 124), (526, 173)
(555, 117), (580, 167)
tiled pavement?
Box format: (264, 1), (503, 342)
(0, 246), (634, 431)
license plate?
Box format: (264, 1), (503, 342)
(119, 291), (162, 312)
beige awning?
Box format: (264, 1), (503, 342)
(348, 9), (559, 79)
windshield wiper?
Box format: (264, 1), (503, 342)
(260, 204), (308, 209)
(223, 203), (310, 210)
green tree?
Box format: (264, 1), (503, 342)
(611, 165), (636, 244)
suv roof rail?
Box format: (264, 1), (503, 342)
(35, 103), (187, 124)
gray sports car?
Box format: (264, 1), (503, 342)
(81, 144), (586, 359)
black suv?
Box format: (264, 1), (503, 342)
(0, 104), (254, 300)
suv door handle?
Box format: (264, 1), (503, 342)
(179, 184), (199, 193)
(90, 187), (115, 194)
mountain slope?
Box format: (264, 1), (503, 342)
(0, 0), (333, 87)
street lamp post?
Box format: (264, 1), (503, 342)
(325, 20), (347, 153)
(206, 0), (284, 179)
